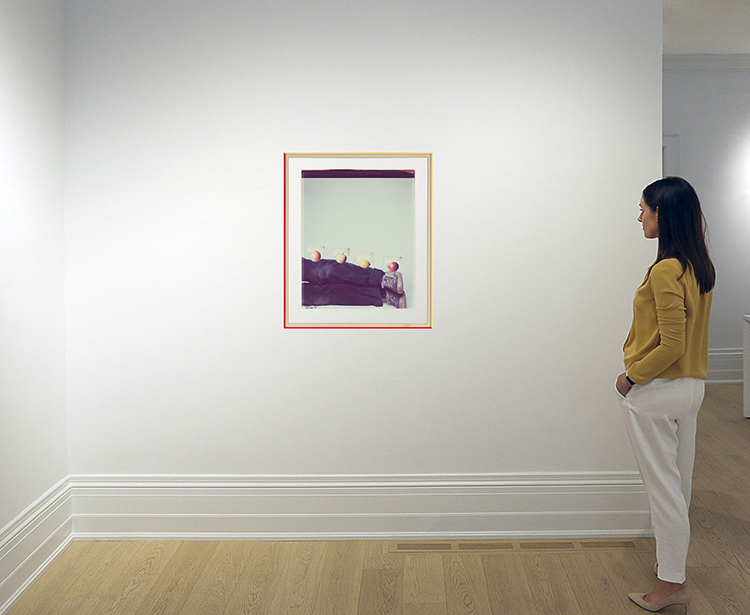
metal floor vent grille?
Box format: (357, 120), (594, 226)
(391, 539), (654, 554)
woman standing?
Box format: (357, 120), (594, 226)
(616, 177), (715, 614)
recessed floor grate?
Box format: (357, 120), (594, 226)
(390, 538), (653, 554)
(396, 543), (453, 551)
(458, 542), (514, 551)
(580, 540), (639, 550)
(519, 542), (576, 550)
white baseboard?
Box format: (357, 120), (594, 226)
(707, 348), (743, 384)
(69, 473), (651, 541)
(1, 472), (651, 612)
(0, 478), (73, 615)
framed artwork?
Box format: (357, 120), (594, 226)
(284, 153), (432, 329)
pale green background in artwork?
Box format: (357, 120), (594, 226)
(302, 177), (415, 304)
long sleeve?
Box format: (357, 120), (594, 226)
(625, 261), (686, 383)
(624, 258), (712, 383)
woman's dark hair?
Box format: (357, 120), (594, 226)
(642, 176), (715, 294)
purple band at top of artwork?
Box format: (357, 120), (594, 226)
(301, 169), (415, 179)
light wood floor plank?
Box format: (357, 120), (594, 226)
(520, 553), (583, 615)
(403, 553), (445, 610)
(701, 384), (745, 436)
(48, 541), (146, 615)
(267, 541), (327, 615)
(689, 565), (750, 615)
(402, 605), (446, 615)
(358, 568), (403, 615)
(682, 568), (722, 615)
(557, 552), (632, 614)
(80, 541), (180, 615)
(223, 541), (284, 615)
(314, 541), (366, 615)
(177, 540), (254, 615)
(590, 551), (655, 611)
(690, 491), (750, 578)
(482, 552), (535, 614)
(364, 541), (402, 571)
(696, 412), (750, 484)
(688, 504), (727, 569)
(135, 540), (219, 615)
(442, 554), (492, 615)
(693, 441), (750, 499)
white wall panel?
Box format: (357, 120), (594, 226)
(0, 3), (69, 608)
(63, 0), (662, 510)
(0, 0), (68, 540)
(664, 55), (750, 379)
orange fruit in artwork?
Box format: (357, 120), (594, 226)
(358, 259), (370, 268)
(335, 253), (347, 263)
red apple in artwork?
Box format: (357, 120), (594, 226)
(388, 261), (399, 272)
(310, 250), (321, 262)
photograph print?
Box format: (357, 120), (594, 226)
(284, 153), (432, 328)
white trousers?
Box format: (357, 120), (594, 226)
(621, 377), (705, 584)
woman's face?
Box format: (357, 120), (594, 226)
(638, 196), (659, 239)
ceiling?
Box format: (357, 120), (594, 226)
(664, 0), (750, 54)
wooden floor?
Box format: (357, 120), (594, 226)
(7, 384), (749, 615)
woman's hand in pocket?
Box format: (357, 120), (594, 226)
(616, 372), (633, 397)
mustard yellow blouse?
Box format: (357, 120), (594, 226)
(623, 258), (712, 384)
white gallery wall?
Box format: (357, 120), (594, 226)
(664, 55), (750, 382)
(0, 0), (70, 609)
(62, 0), (662, 538)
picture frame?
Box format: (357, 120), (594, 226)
(284, 153), (432, 329)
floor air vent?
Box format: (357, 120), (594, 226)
(391, 538), (652, 554)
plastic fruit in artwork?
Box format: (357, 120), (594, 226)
(358, 259), (370, 268)
(310, 250), (321, 262)
(335, 253), (347, 263)
(388, 261), (399, 272)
